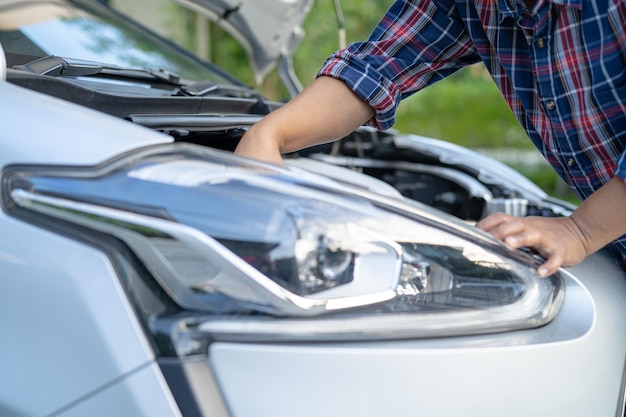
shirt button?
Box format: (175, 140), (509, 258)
(536, 38), (545, 48)
(545, 100), (556, 110)
(567, 158), (575, 167)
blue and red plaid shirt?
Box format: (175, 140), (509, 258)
(318, 0), (626, 268)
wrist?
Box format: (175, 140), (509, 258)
(566, 214), (595, 258)
(235, 123), (284, 164)
(567, 176), (626, 256)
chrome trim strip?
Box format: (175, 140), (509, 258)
(127, 114), (263, 131)
(309, 154), (494, 201)
(0, 42), (6, 81)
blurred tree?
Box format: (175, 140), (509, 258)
(293, 0), (392, 86)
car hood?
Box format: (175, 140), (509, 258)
(173, 0), (314, 85)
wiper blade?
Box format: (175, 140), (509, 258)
(13, 55), (181, 85)
(127, 113), (264, 131)
(180, 79), (258, 98)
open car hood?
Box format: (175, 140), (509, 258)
(173, 0), (314, 89)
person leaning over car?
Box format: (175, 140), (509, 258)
(235, 0), (626, 277)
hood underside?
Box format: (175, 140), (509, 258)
(173, 0), (314, 86)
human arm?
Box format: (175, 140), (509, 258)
(236, 0), (479, 164)
(234, 76), (374, 164)
(476, 176), (626, 276)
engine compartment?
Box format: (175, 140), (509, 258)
(6, 69), (576, 224)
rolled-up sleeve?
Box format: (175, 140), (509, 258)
(317, 0), (480, 130)
(615, 151), (626, 181)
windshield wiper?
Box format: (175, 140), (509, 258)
(14, 55), (261, 98)
(14, 55), (270, 110)
(13, 55), (181, 85)
(179, 79), (260, 98)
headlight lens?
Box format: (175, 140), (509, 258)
(3, 144), (564, 343)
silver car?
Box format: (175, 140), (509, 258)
(0, 1), (625, 417)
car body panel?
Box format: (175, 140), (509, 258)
(284, 157), (403, 199)
(0, 79), (180, 416)
(210, 254), (626, 417)
(54, 364), (182, 417)
(0, 204), (158, 416)
(0, 81), (171, 166)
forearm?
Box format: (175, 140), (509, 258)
(235, 76), (375, 164)
(569, 175), (626, 256)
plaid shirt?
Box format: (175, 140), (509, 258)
(318, 0), (626, 267)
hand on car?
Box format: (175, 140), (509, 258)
(476, 213), (590, 277)
(478, 177), (626, 277)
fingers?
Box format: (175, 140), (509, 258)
(475, 212), (514, 232)
(537, 254), (565, 278)
(477, 213), (527, 246)
(476, 213), (575, 277)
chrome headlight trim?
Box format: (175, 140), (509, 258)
(10, 189), (396, 316)
(3, 144), (565, 342)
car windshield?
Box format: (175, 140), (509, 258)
(0, 0), (235, 83)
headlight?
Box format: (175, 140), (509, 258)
(2, 144), (563, 345)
